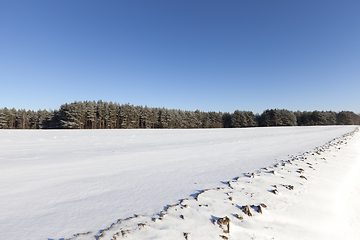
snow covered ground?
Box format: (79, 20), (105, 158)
(0, 126), (358, 240)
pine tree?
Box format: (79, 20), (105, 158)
(0, 109), (7, 129)
(336, 111), (353, 125)
(84, 101), (96, 129)
(325, 111), (337, 125)
(231, 110), (246, 128)
(16, 109), (28, 129)
(222, 112), (232, 128)
(244, 111), (256, 127)
(59, 103), (83, 129)
(311, 111), (327, 125)
(259, 109), (296, 126)
(108, 102), (118, 129)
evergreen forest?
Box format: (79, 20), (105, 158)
(0, 100), (359, 129)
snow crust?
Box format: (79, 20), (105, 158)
(0, 126), (357, 239)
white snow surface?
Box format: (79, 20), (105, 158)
(0, 126), (358, 240)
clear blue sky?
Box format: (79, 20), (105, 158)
(1, 0), (359, 114)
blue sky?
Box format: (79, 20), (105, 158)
(1, 0), (359, 114)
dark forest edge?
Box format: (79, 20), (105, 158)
(0, 100), (359, 129)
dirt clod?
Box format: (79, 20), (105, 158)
(241, 205), (252, 217)
(297, 168), (304, 174)
(300, 175), (307, 180)
(282, 184), (294, 190)
(260, 203), (267, 208)
(195, 190), (208, 201)
(138, 223), (146, 228)
(227, 181), (233, 189)
(218, 216), (230, 233)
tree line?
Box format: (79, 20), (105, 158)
(0, 100), (359, 129)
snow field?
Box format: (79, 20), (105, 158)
(71, 127), (360, 240)
(0, 126), (358, 240)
